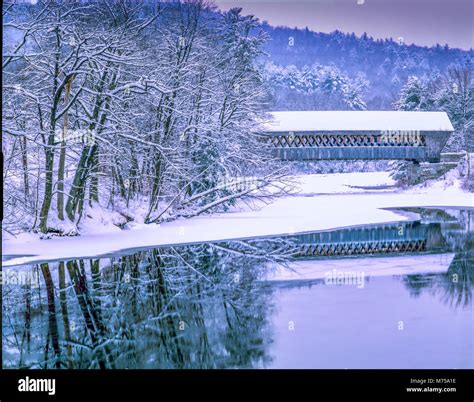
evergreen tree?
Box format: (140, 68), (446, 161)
(395, 76), (433, 111)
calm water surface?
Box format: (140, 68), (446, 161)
(2, 208), (473, 369)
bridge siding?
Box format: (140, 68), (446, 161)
(289, 223), (427, 244)
(273, 147), (427, 161)
(285, 222), (447, 257)
(266, 130), (451, 162)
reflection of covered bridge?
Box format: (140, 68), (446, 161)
(285, 221), (448, 258)
(264, 111), (453, 162)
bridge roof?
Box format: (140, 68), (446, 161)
(264, 111), (454, 133)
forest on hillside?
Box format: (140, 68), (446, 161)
(260, 24), (472, 111)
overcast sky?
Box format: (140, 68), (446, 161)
(215, 0), (473, 50)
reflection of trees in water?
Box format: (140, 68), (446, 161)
(6, 210), (470, 369)
(435, 252), (473, 309)
(402, 274), (438, 298)
(2, 239), (287, 369)
(403, 233), (473, 310)
(435, 232), (473, 310)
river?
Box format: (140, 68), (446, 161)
(2, 208), (472, 369)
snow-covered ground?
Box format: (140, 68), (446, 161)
(3, 171), (472, 267)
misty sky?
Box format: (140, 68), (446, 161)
(215, 0), (473, 50)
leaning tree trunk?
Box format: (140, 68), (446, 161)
(65, 143), (97, 222)
(39, 28), (62, 233)
(66, 69), (112, 222)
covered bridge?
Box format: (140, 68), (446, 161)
(263, 111), (454, 162)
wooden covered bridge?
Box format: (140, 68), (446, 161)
(263, 111), (454, 162)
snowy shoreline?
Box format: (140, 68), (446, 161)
(3, 172), (473, 267)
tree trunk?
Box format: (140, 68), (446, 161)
(20, 136), (29, 203)
(57, 141), (66, 221)
(66, 144), (97, 221)
(39, 26), (62, 232)
(40, 263), (61, 368)
(58, 261), (73, 368)
(58, 77), (74, 221)
(89, 149), (99, 205)
(39, 144), (55, 233)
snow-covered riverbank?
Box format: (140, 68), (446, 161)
(3, 171), (472, 267)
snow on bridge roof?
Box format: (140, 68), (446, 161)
(263, 111), (454, 133)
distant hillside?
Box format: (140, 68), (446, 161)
(259, 23), (473, 110)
